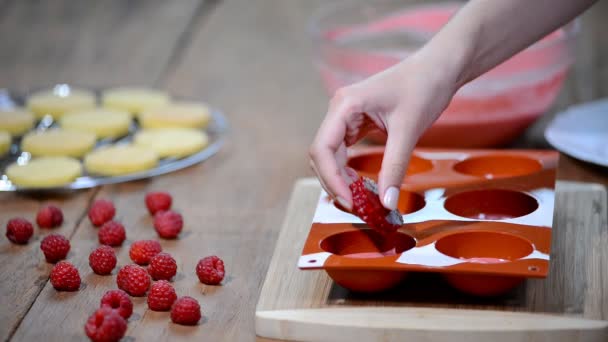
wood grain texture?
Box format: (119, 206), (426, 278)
(256, 179), (608, 340)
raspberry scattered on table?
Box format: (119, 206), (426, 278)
(153, 210), (183, 239)
(50, 261), (81, 291)
(145, 191), (172, 215)
(148, 252), (177, 281)
(117, 264), (151, 297)
(40, 234), (70, 263)
(170, 296), (201, 325)
(147, 280), (177, 311)
(89, 245), (117, 275)
(84, 307), (127, 342)
(98, 220), (126, 246)
(5, 217), (34, 244)
(36, 205), (64, 228)
(349, 176), (403, 234)
(129, 239), (162, 265)
(196, 255), (225, 285)
(88, 199), (116, 226)
(100, 289), (133, 319)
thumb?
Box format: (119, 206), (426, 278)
(378, 119), (417, 210)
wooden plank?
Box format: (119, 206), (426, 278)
(255, 178), (608, 340)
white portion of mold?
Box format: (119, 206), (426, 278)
(521, 249), (550, 261)
(298, 252), (332, 269)
(415, 151), (470, 160)
(396, 243), (463, 267)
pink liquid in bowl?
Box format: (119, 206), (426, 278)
(315, 3), (575, 147)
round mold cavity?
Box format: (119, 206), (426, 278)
(453, 155), (543, 179)
(442, 274), (525, 297)
(347, 153), (433, 176)
(326, 269), (407, 293)
(333, 190), (425, 215)
(320, 229), (416, 259)
(444, 189), (538, 220)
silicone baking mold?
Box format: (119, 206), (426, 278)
(299, 147), (558, 296)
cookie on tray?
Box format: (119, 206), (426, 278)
(102, 87), (170, 115)
(134, 128), (208, 158)
(60, 108), (132, 139)
(139, 102), (211, 129)
(6, 156), (82, 187)
(26, 87), (96, 119)
(84, 144), (159, 176)
(0, 131), (11, 155)
(21, 129), (97, 158)
(0, 109), (35, 135)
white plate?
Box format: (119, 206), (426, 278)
(545, 99), (608, 167)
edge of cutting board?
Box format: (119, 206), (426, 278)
(255, 178), (608, 342)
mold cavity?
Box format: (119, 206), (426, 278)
(348, 153), (433, 176)
(444, 189), (538, 220)
(333, 190), (425, 215)
(320, 230), (416, 259)
(453, 155), (542, 179)
(435, 231), (533, 262)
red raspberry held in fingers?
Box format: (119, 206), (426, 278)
(89, 245), (117, 275)
(50, 261), (81, 291)
(98, 220), (126, 246)
(100, 289), (133, 319)
(84, 306), (127, 342)
(349, 177), (403, 234)
(153, 210), (183, 239)
(196, 255), (225, 285)
(88, 199), (116, 226)
(148, 252), (177, 281)
(147, 280), (177, 311)
(5, 218), (34, 244)
(145, 191), (172, 215)
(129, 240), (162, 265)
(116, 264), (151, 296)
(36, 205), (63, 228)
(40, 234), (70, 263)
(170, 296), (201, 325)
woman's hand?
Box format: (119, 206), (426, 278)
(309, 52), (458, 211)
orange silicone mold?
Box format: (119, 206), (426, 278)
(299, 148), (558, 296)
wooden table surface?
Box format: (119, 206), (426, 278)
(0, 1), (607, 341)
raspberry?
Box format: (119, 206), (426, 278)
(145, 191), (172, 215)
(5, 217), (34, 244)
(129, 240), (162, 265)
(40, 234), (70, 263)
(148, 252), (177, 281)
(84, 307), (127, 342)
(350, 177), (403, 234)
(36, 205), (64, 228)
(170, 296), (201, 325)
(88, 199), (116, 226)
(100, 289), (133, 319)
(98, 221), (126, 246)
(50, 261), (81, 291)
(89, 245), (117, 275)
(147, 280), (177, 311)
(153, 210), (183, 239)
(116, 264), (150, 296)
(196, 255), (225, 285)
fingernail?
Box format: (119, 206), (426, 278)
(336, 196), (352, 211)
(383, 187), (399, 210)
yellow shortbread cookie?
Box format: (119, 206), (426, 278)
(102, 87), (170, 115)
(139, 102), (211, 129)
(60, 108), (132, 139)
(134, 128), (208, 158)
(0, 109), (35, 135)
(6, 157), (82, 187)
(21, 129), (97, 158)
(26, 86), (96, 119)
(84, 144), (159, 176)
(0, 131), (11, 155)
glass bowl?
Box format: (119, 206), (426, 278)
(310, 1), (578, 147)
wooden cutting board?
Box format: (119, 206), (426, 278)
(255, 178), (608, 342)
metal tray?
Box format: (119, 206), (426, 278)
(0, 87), (229, 192)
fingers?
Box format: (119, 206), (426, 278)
(378, 117), (417, 211)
